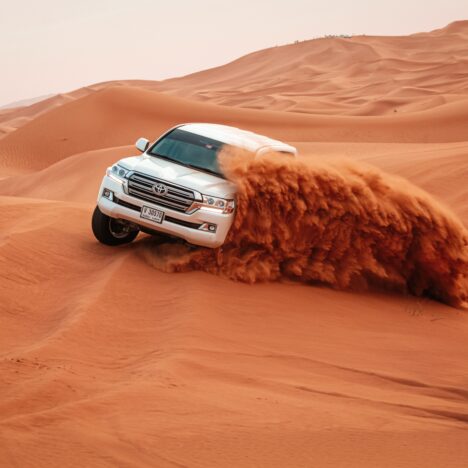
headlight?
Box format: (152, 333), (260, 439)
(201, 195), (235, 214)
(107, 164), (130, 180)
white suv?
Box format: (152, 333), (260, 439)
(92, 123), (297, 247)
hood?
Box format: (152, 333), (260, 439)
(118, 155), (236, 199)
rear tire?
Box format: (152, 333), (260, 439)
(92, 206), (139, 246)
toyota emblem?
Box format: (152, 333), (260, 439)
(152, 183), (168, 195)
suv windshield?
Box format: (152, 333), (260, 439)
(148, 128), (225, 177)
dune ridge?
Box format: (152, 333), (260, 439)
(154, 21), (468, 115)
(2, 85), (468, 175)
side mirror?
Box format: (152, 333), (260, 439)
(136, 137), (150, 153)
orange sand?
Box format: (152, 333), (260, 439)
(1, 21), (468, 468)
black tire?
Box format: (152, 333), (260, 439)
(92, 206), (139, 246)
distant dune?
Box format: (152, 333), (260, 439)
(1, 19), (468, 139)
(0, 93), (55, 110)
(155, 20), (468, 116)
(1, 85), (468, 173)
(0, 21), (468, 468)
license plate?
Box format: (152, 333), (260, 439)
(140, 206), (164, 224)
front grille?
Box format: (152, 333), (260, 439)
(127, 172), (195, 213)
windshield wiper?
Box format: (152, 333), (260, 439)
(150, 153), (223, 177)
(184, 163), (222, 177)
(150, 152), (173, 162)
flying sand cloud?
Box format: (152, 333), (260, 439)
(142, 148), (468, 308)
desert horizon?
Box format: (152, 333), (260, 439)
(1, 16), (468, 468)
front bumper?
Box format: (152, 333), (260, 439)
(96, 175), (234, 248)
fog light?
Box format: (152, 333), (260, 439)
(102, 188), (114, 201)
(199, 222), (217, 232)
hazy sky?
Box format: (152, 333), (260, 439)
(1, 0), (467, 106)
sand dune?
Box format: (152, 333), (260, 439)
(1, 196), (468, 467)
(152, 20), (468, 115)
(0, 146), (133, 202)
(1, 84), (468, 174)
(1, 20), (468, 468)
(2, 19), (467, 131)
(0, 86), (106, 141)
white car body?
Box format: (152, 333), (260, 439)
(96, 123), (297, 248)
